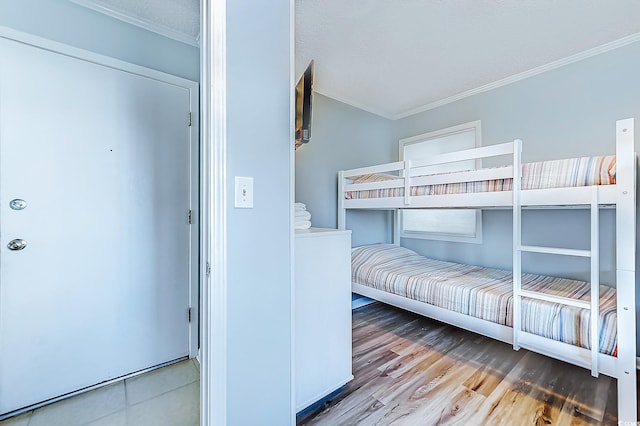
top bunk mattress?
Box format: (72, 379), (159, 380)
(351, 244), (617, 355)
(345, 155), (616, 199)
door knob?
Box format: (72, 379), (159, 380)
(9, 199), (27, 210)
(7, 239), (27, 251)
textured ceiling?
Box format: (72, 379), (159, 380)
(73, 0), (199, 43)
(296, 0), (640, 118)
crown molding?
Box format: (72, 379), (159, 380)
(70, 0), (198, 47)
(393, 32), (640, 120)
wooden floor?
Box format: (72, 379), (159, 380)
(298, 302), (635, 426)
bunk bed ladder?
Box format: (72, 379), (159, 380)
(514, 187), (600, 377)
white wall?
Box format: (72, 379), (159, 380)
(225, 1), (293, 423)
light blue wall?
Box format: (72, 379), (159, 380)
(295, 94), (394, 246)
(0, 0), (199, 81)
(226, 0), (293, 424)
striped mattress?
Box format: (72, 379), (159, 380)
(346, 155), (616, 199)
(352, 244), (617, 355)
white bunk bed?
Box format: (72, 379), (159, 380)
(337, 118), (637, 423)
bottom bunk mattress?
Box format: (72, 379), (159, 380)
(351, 244), (617, 355)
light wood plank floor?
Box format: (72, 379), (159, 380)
(298, 302), (636, 426)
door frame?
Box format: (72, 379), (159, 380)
(199, 0), (227, 424)
(0, 25), (200, 358)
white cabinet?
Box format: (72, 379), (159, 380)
(295, 228), (353, 412)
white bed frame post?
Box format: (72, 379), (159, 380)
(338, 171), (346, 230)
(393, 211), (401, 245)
(512, 139), (523, 351)
(589, 187), (599, 377)
(403, 160), (412, 206)
(614, 118), (636, 424)
(394, 160), (412, 246)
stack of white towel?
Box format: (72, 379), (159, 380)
(295, 202), (312, 230)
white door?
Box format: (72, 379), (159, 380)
(0, 38), (192, 415)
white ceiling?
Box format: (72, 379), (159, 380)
(296, 0), (640, 119)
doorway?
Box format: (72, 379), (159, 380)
(0, 34), (199, 417)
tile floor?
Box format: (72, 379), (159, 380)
(0, 359), (200, 426)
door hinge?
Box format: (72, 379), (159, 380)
(206, 262), (211, 277)
(188, 209), (192, 224)
(188, 308), (192, 322)
(188, 112), (192, 127)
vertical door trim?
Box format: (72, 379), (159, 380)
(200, 0), (228, 425)
(288, 0), (296, 424)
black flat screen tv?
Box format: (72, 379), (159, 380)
(295, 60), (314, 149)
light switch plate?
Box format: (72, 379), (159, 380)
(234, 176), (254, 208)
